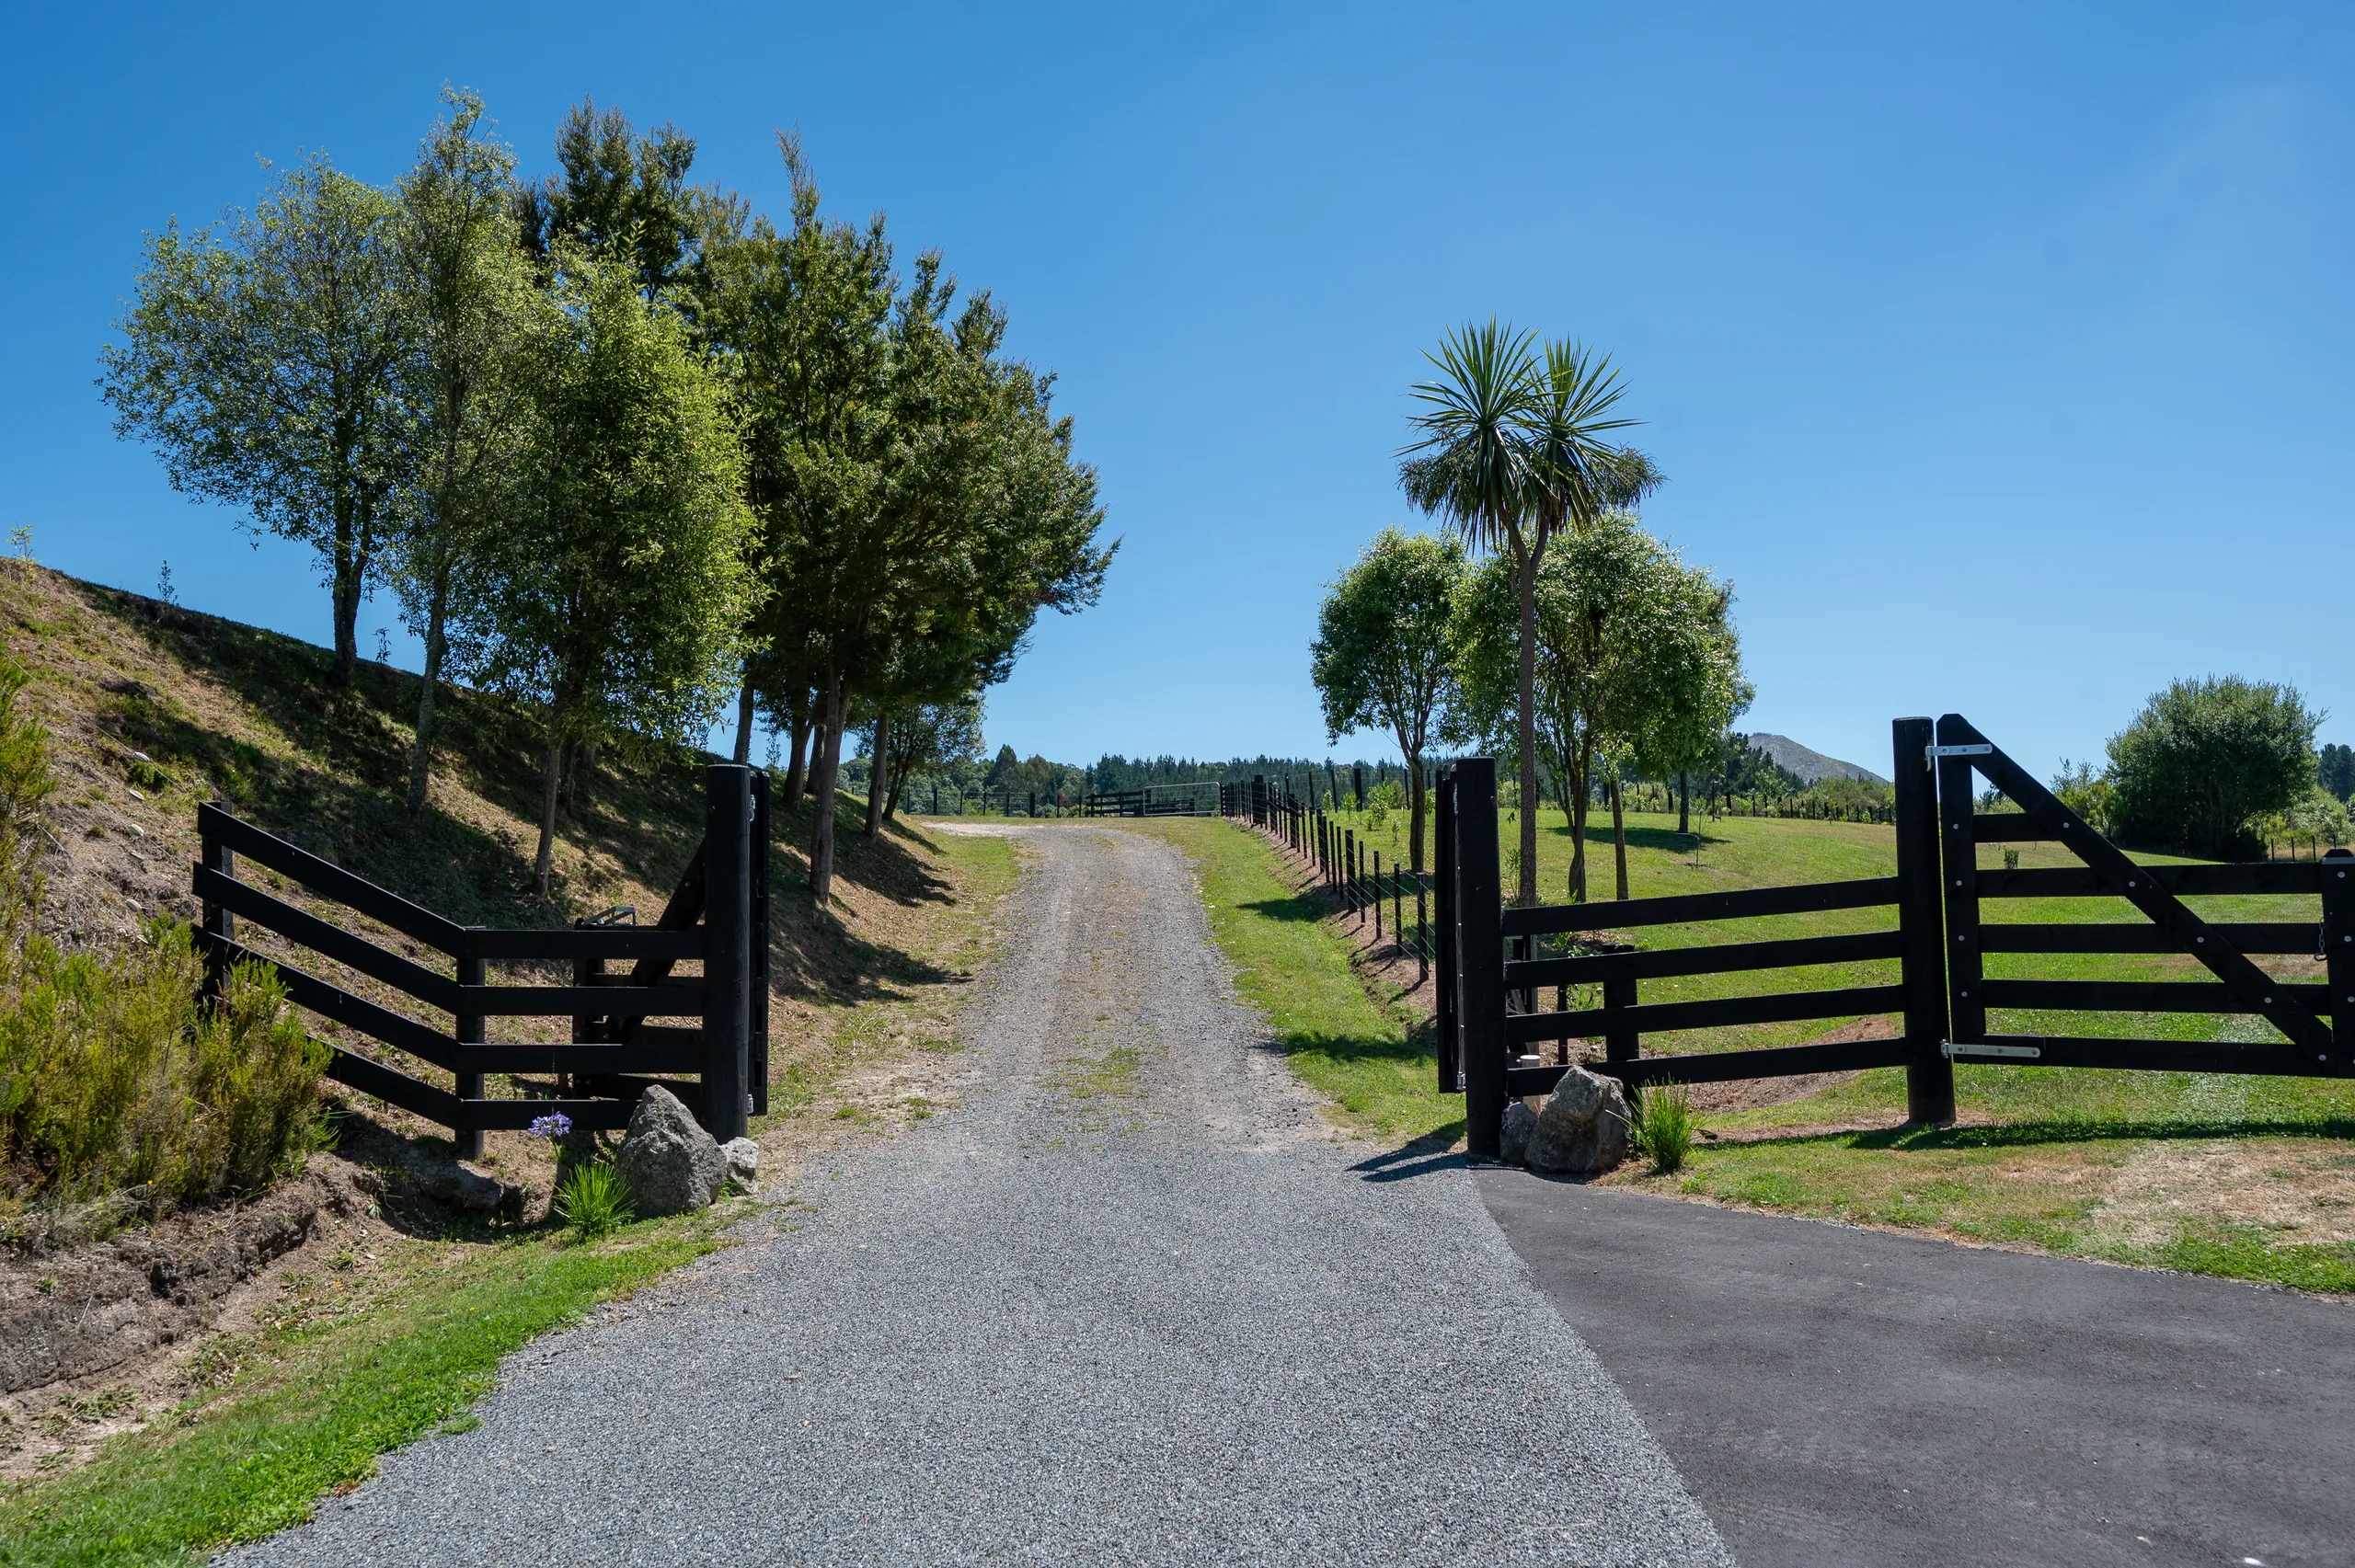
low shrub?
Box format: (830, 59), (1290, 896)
(1628, 1082), (1698, 1173)
(0, 930), (329, 1228)
(552, 1161), (633, 1240)
(0, 650), (330, 1234)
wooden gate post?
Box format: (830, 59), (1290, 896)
(1893, 717), (1956, 1124)
(702, 764), (752, 1141)
(1453, 758), (1508, 1160)
(2325, 848), (2353, 1057)
(1435, 765), (1460, 1093)
(749, 767), (772, 1117)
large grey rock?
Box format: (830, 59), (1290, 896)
(719, 1137), (760, 1194)
(1499, 1101), (1538, 1165)
(615, 1087), (727, 1217)
(1524, 1065), (1631, 1175)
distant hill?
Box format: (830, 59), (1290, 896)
(1745, 733), (1889, 786)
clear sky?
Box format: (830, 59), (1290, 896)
(7, 2), (2349, 781)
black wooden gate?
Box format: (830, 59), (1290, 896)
(194, 764), (768, 1157)
(1438, 716), (2351, 1160)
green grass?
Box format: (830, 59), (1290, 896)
(0, 1214), (724, 1566)
(1113, 818), (1460, 1147)
(1247, 803), (2355, 1291)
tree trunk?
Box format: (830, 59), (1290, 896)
(885, 750), (907, 820)
(1568, 738), (1592, 903)
(405, 560), (450, 818)
(862, 710), (890, 841)
(330, 511), (363, 689)
(534, 735), (564, 897)
(783, 689), (812, 810)
(731, 661), (756, 765)
(1405, 751), (1426, 873)
(1611, 773), (1630, 899)
(808, 664), (845, 904)
(1512, 538), (1540, 908)
(1678, 771), (1690, 835)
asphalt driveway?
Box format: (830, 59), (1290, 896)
(1478, 1175), (2355, 1568)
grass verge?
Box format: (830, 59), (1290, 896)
(0, 1211), (722, 1566)
(1111, 818), (1460, 1147)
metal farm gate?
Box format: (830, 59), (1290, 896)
(1437, 716), (2354, 1160)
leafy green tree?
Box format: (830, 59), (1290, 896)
(100, 152), (409, 686)
(1453, 513), (1744, 900)
(1309, 527), (1465, 871)
(453, 245), (754, 893)
(723, 146), (1108, 901)
(879, 697), (984, 818)
(389, 89), (539, 816)
(2105, 676), (2320, 859)
(2320, 742), (2355, 803)
(512, 98), (709, 303)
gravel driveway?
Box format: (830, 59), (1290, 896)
(225, 825), (1728, 1567)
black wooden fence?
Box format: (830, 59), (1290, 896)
(1084, 783), (1217, 818)
(1438, 716), (2355, 1160)
(1223, 772), (1436, 983)
(194, 764), (770, 1157)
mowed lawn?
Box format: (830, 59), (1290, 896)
(1268, 803), (2355, 1292)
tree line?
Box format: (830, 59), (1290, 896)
(99, 90), (1112, 901)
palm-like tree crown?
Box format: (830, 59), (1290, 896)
(1397, 320), (1541, 555)
(1521, 338), (1660, 545)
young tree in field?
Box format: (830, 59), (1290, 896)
(454, 246), (754, 894)
(1452, 513), (1745, 901)
(879, 696), (985, 819)
(100, 152), (408, 686)
(2104, 676), (2320, 859)
(390, 89), (539, 816)
(1309, 527), (1465, 871)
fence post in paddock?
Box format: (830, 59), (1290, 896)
(2325, 849), (2354, 1054)
(1345, 831), (1358, 917)
(1893, 717), (1956, 1124)
(1415, 876), (1429, 986)
(1373, 851), (1384, 938)
(702, 764), (753, 1142)
(1392, 864), (1404, 953)
(1451, 758), (1508, 1159)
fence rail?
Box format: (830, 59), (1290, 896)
(194, 765), (769, 1154)
(1435, 715), (2353, 1161)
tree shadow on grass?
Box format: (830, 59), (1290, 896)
(1236, 892), (1332, 924)
(1536, 819), (1717, 854)
(1733, 1112), (2355, 1154)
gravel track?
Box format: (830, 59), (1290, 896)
(226, 826), (1728, 1567)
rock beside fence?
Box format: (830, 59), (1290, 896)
(1522, 1065), (1630, 1175)
(720, 1137), (760, 1194)
(616, 1088), (729, 1216)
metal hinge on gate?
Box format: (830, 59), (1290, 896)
(1943, 1039), (2042, 1059)
(1925, 743), (1993, 768)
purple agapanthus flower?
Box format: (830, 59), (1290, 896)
(529, 1113), (574, 1140)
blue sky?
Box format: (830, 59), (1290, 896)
(7, 2), (2349, 780)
